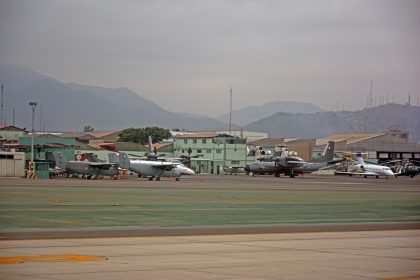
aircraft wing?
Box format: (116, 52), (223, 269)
(85, 162), (115, 170)
(335, 171), (377, 176)
(147, 162), (176, 171)
(286, 160), (305, 165)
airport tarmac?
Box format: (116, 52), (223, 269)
(1, 230), (420, 280)
(1, 175), (420, 279)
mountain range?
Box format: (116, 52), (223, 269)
(1, 65), (419, 142)
(216, 101), (324, 126)
(0, 65), (226, 131)
(244, 104), (420, 142)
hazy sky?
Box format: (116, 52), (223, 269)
(1, 0), (419, 117)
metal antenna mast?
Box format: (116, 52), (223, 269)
(369, 80), (373, 107)
(1, 84), (3, 125)
(229, 86), (232, 136)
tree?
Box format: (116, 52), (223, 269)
(118, 127), (171, 144)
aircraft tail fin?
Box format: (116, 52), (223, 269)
(148, 136), (153, 153)
(108, 152), (119, 164)
(324, 141), (335, 162)
(312, 141), (335, 162)
(355, 152), (365, 165)
(53, 152), (67, 170)
(108, 152), (130, 169)
(119, 152), (130, 169)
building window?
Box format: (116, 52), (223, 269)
(206, 149), (212, 153)
(0, 154), (14, 159)
(202, 139), (206, 144)
(197, 149), (202, 153)
(216, 149), (222, 153)
(184, 139), (188, 144)
(389, 153), (398, 159)
(231, 160), (240, 164)
(193, 139), (197, 144)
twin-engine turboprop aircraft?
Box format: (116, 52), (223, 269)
(244, 141), (336, 178)
(108, 136), (195, 181)
(52, 152), (130, 179)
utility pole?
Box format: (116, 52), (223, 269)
(29, 101), (38, 163)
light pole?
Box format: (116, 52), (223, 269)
(29, 101), (38, 163)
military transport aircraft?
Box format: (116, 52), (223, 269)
(104, 136), (195, 181)
(334, 153), (395, 178)
(244, 153), (306, 178)
(52, 152), (130, 179)
(244, 141), (336, 178)
(128, 158), (194, 181)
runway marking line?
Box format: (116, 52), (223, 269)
(0, 254), (107, 264)
(383, 274), (420, 280)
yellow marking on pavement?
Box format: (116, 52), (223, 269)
(0, 254), (106, 264)
(384, 274), (420, 280)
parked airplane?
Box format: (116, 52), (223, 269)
(245, 141), (336, 178)
(382, 159), (419, 178)
(129, 159), (194, 181)
(52, 152), (130, 179)
(334, 153), (395, 178)
(223, 166), (245, 175)
(124, 136), (195, 180)
(244, 154), (305, 178)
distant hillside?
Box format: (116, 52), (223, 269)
(0, 65), (225, 131)
(216, 100), (325, 126)
(244, 104), (420, 142)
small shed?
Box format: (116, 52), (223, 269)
(0, 151), (25, 177)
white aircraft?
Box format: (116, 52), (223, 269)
(335, 153), (395, 178)
(129, 159), (195, 181)
(106, 136), (195, 181)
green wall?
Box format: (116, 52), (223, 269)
(174, 137), (255, 173)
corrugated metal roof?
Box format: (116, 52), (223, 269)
(248, 138), (284, 147)
(0, 125), (26, 131)
(316, 132), (386, 146)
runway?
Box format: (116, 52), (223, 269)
(1, 230), (420, 280)
(1, 175), (420, 279)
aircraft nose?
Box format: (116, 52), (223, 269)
(185, 168), (195, 175)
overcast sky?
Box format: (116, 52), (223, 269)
(1, 0), (419, 117)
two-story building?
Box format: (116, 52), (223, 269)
(174, 133), (254, 174)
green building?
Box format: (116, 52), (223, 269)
(174, 133), (254, 174)
(18, 134), (76, 163)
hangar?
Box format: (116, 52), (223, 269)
(315, 130), (420, 162)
